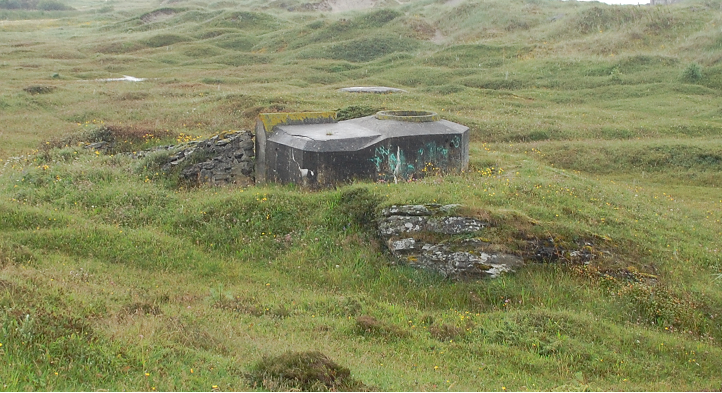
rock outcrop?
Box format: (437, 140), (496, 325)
(378, 204), (524, 279)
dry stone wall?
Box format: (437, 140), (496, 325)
(162, 131), (255, 186)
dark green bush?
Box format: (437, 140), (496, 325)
(681, 63), (703, 82)
(335, 105), (379, 121)
(142, 34), (190, 48)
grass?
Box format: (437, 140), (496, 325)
(1, 0), (722, 391)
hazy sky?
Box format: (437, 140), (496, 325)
(576, 0), (649, 4)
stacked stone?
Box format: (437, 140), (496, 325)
(163, 131), (254, 186)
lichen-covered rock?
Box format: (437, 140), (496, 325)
(407, 239), (523, 279)
(378, 215), (428, 236)
(378, 207), (487, 238)
(378, 204), (523, 279)
(426, 216), (487, 234)
(381, 205), (431, 217)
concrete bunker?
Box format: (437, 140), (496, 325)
(255, 110), (469, 187)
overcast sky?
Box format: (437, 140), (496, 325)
(575, 0), (650, 4)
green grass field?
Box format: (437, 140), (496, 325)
(1, 0), (722, 390)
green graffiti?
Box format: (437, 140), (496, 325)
(388, 147), (403, 173)
(371, 141), (456, 181)
(370, 156), (383, 172)
(371, 146), (392, 172)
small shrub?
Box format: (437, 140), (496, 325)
(609, 66), (622, 82)
(23, 85), (55, 95)
(681, 63), (703, 82)
(142, 34), (190, 48)
(335, 105), (379, 121)
(248, 351), (370, 391)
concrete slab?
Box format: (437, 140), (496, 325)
(339, 86), (407, 94)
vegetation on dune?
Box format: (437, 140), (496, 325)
(1, 0), (722, 391)
(0, 0), (74, 11)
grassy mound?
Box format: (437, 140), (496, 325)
(248, 351), (370, 391)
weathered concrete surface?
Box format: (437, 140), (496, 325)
(256, 111), (469, 187)
(378, 204), (524, 279)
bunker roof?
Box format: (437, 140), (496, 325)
(270, 112), (468, 153)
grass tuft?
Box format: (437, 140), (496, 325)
(355, 315), (410, 339)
